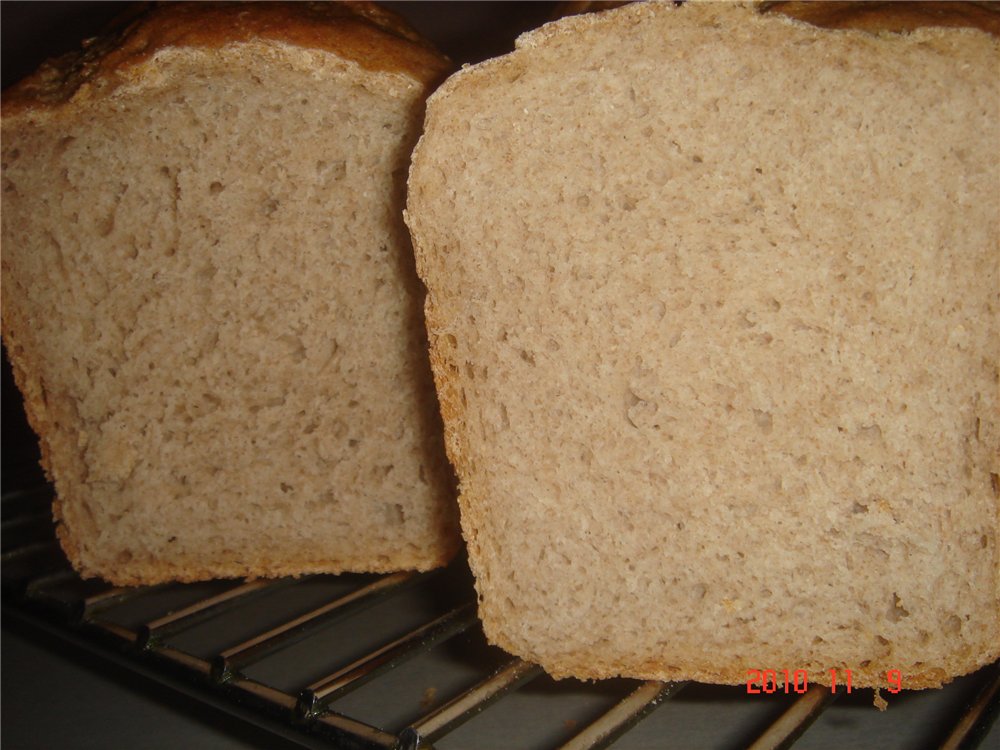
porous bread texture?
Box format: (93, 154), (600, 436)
(2, 5), (460, 585)
(406, 0), (1000, 690)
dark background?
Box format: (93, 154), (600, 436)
(0, 1), (561, 494)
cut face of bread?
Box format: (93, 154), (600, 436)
(1, 3), (459, 584)
(406, 1), (999, 689)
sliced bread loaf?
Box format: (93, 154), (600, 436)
(1, 1), (460, 584)
(406, 0), (1000, 689)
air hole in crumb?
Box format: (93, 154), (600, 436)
(280, 482), (293, 493)
(209, 181), (224, 195)
(753, 409), (773, 435)
(519, 349), (536, 365)
(944, 615), (962, 635)
(981, 534), (989, 549)
(888, 593), (910, 622)
(852, 501), (869, 514)
(691, 154), (704, 163)
(860, 424), (883, 440)
(348, 439), (359, 448)
(316, 159), (347, 180)
(279, 335), (306, 363)
(444, 334), (457, 349)
(97, 214), (115, 237)
(991, 473), (999, 498)
(646, 166), (670, 186)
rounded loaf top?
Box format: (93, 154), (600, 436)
(760, 1), (1000, 35)
(2, 1), (452, 113)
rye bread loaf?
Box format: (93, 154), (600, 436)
(405, 0), (1000, 689)
(1, 1), (460, 585)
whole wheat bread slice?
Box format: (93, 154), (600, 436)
(1, 1), (460, 585)
(406, 0), (1000, 690)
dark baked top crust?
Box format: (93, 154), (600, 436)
(762, 1), (1000, 35)
(2, 1), (451, 112)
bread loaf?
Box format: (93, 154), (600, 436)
(406, 0), (1000, 689)
(1, 1), (460, 585)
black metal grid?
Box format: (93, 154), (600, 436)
(2, 485), (999, 750)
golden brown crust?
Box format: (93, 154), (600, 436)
(2, 1), (452, 113)
(761, 1), (1000, 35)
(559, 1), (1000, 35)
(77, 546), (458, 587)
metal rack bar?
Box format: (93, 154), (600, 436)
(298, 601), (478, 717)
(88, 618), (140, 645)
(1, 538), (60, 562)
(558, 680), (687, 750)
(746, 685), (836, 750)
(138, 578), (292, 648)
(313, 710), (398, 749)
(939, 662), (1000, 750)
(24, 568), (78, 597)
(0, 510), (54, 547)
(0, 510), (51, 529)
(150, 643), (214, 676)
(79, 583), (165, 622)
(399, 657), (544, 749)
(213, 571), (418, 681)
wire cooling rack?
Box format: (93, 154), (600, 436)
(2, 485), (998, 750)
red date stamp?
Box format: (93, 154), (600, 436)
(746, 668), (904, 694)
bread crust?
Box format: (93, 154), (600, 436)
(1, 1), (451, 113)
(559, 0), (1000, 34)
(762, 1), (1000, 35)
